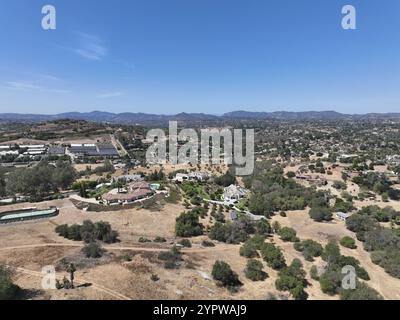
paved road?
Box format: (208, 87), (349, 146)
(110, 134), (129, 158)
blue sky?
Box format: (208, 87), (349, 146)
(0, 0), (399, 114)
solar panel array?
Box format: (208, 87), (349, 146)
(98, 144), (119, 156)
(69, 144), (119, 157)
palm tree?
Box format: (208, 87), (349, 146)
(66, 263), (76, 288)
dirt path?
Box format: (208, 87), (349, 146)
(0, 242), (237, 254)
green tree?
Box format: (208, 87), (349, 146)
(260, 243), (286, 270)
(66, 263), (76, 288)
(212, 260), (242, 288)
(340, 282), (383, 300)
(82, 242), (104, 258)
(309, 207), (332, 222)
(340, 236), (357, 249)
(278, 227), (297, 242)
(175, 211), (204, 237)
(245, 259), (268, 281)
(239, 241), (259, 258)
(0, 265), (20, 300)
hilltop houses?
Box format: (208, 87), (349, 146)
(102, 181), (154, 205)
(173, 172), (209, 183)
(223, 184), (248, 202)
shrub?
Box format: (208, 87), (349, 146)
(272, 221), (281, 233)
(154, 236), (167, 243)
(201, 240), (215, 247)
(55, 220), (118, 244)
(278, 227), (297, 242)
(158, 246), (182, 269)
(209, 220), (249, 244)
(295, 239), (323, 261)
(319, 269), (342, 295)
(55, 224), (69, 238)
(150, 274), (160, 282)
(275, 259), (308, 300)
(321, 240), (341, 265)
(239, 241), (259, 258)
(340, 236), (357, 249)
(286, 171), (296, 178)
(260, 243), (286, 270)
(0, 265), (20, 300)
(82, 242), (104, 258)
(175, 211), (204, 237)
(245, 259), (268, 281)
(310, 265), (319, 280)
(178, 239), (192, 248)
(340, 282), (383, 300)
(309, 207), (332, 222)
(212, 260), (242, 289)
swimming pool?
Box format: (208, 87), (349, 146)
(0, 207), (59, 224)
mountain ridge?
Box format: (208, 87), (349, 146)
(1, 110), (400, 124)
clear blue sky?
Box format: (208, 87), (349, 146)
(0, 0), (399, 114)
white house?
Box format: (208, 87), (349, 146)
(189, 172), (209, 181)
(335, 212), (352, 221)
(223, 184), (248, 202)
(174, 173), (189, 183)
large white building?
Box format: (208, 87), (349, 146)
(223, 184), (248, 202)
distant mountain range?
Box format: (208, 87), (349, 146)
(1, 110), (400, 124)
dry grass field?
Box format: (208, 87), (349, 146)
(1, 190), (399, 300)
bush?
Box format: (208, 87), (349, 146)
(319, 269), (342, 295)
(139, 237), (151, 243)
(245, 259), (268, 281)
(260, 243), (286, 270)
(175, 211), (204, 237)
(278, 227), (297, 242)
(154, 236), (167, 243)
(286, 171), (296, 178)
(150, 274), (160, 282)
(272, 221), (281, 233)
(239, 241), (259, 258)
(322, 241), (341, 265)
(319, 240), (371, 295)
(340, 236), (357, 249)
(212, 260), (242, 289)
(201, 240), (215, 247)
(295, 239), (323, 261)
(158, 246), (182, 269)
(82, 242), (104, 258)
(0, 265), (20, 300)
(275, 259), (308, 300)
(178, 239), (192, 248)
(340, 282), (383, 300)
(309, 207), (332, 222)
(55, 220), (118, 244)
(310, 265), (319, 280)
(208, 220), (250, 244)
